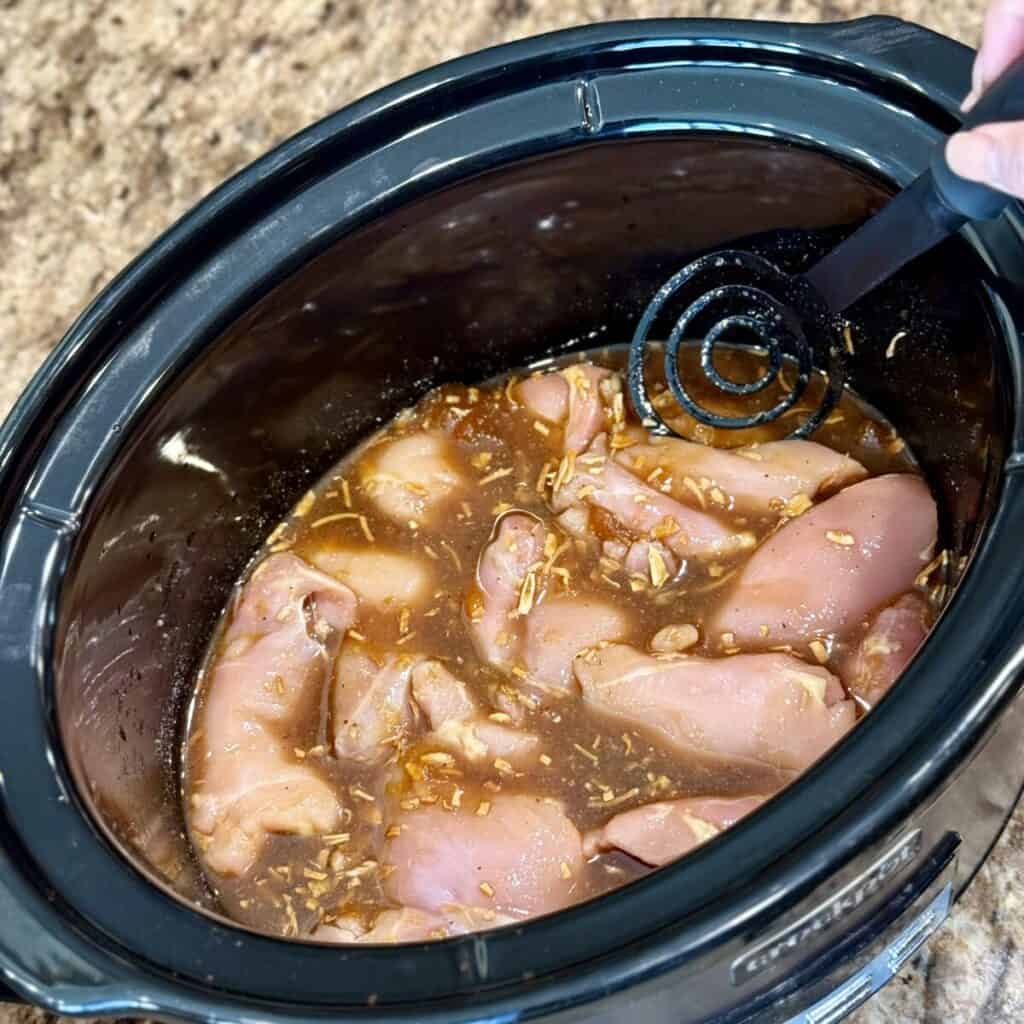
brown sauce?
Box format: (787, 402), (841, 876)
(182, 345), (943, 941)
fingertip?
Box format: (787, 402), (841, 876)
(946, 130), (995, 184)
(964, 59), (988, 112)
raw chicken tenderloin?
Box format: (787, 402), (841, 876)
(190, 553), (356, 876)
(316, 905), (517, 943)
(411, 660), (540, 763)
(467, 512), (547, 669)
(385, 795), (584, 919)
(555, 436), (752, 560)
(332, 644), (424, 763)
(518, 363), (613, 452)
(358, 431), (464, 526)
(523, 595), (633, 691)
(468, 513), (630, 693)
(308, 547), (433, 609)
(622, 539), (680, 581)
(619, 438), (867, 517)
(840, 592), (931, 708)
(584, 795), (768, 865)
(575, 644), (856, 772)
(711, 474), (938, 648)
(411, 660), (479, 722)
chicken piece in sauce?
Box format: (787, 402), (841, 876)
(518, 362), (615, 453)
(411, 660), (540, 764)
(468, 512), (633, 694)
(575, 644), (856, 772)
(839, 592), (931, 708)
(617, 437), (867, 517)
(188, 553), (355, 876)
(466, 512), (546, 671)
(359, 431), (464, 527)
(332, 644), (423, 763)
(710, 473), (938, 648)
(554, 435), (749, 560)
(583, 795), (768, 866)
(184, 351), (944, 942)
(524, 595), (633, 692)
(316, 905), (517, 944)
(308, 547), (433, 610)
(384, 795), (584, 919)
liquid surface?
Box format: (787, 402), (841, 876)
(183, 346), (944, 942)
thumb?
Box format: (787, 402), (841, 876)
(946, 122), (1024, 200)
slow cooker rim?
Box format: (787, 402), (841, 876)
(4, 12), (1019, 1019)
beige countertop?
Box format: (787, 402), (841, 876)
(1, 2), (1020, 1023)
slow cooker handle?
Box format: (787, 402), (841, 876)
(931, 54), (1024, 220)
(0, 857), (148, 1017)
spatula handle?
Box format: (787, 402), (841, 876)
(931, 53), (1024, 220)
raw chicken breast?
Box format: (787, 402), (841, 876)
(316, 905), (516, 943)
(584, 795), (768, 865)
(467, 512), (546, 669)
(190, 553), (356, 876)
(412, 659), (479, 723)
(332, 644), (423, 762)
(411, 660), (539, 763)
(385, 795), (584, 918)
(309, 547), (432, 609)
(711, 474), (937, 647)
(622, 539), (680, 582)
(555, 437), (752, 560)
(575, 644), (856, 772)
(359, 432), (463, 526)
(519, 363), (613, 452)
(523, 595), (633, 692)
(840, 592), (931, 708)
(469, 514), (630, 694)
(619, 438), (866, 516)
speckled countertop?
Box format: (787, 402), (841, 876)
(1, 2), (1020, 1023)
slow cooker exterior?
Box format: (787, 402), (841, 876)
(2, 16), (1024, 1024)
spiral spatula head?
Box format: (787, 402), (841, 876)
(629, 54), (1024, 442)
(627, 250), (847, 440)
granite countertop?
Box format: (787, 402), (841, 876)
(1, 1), (1019, 1022)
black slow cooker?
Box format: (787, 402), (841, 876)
(2, 16), (1023, 1024)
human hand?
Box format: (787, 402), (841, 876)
(946, 0), (1024, 198)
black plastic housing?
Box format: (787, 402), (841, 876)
(1, 16), (1023, 1023)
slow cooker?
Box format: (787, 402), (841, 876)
(2, 16), (1023, 1023)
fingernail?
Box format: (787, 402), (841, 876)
(961, 87), (979, 112)
(947, 131), (997, 183)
